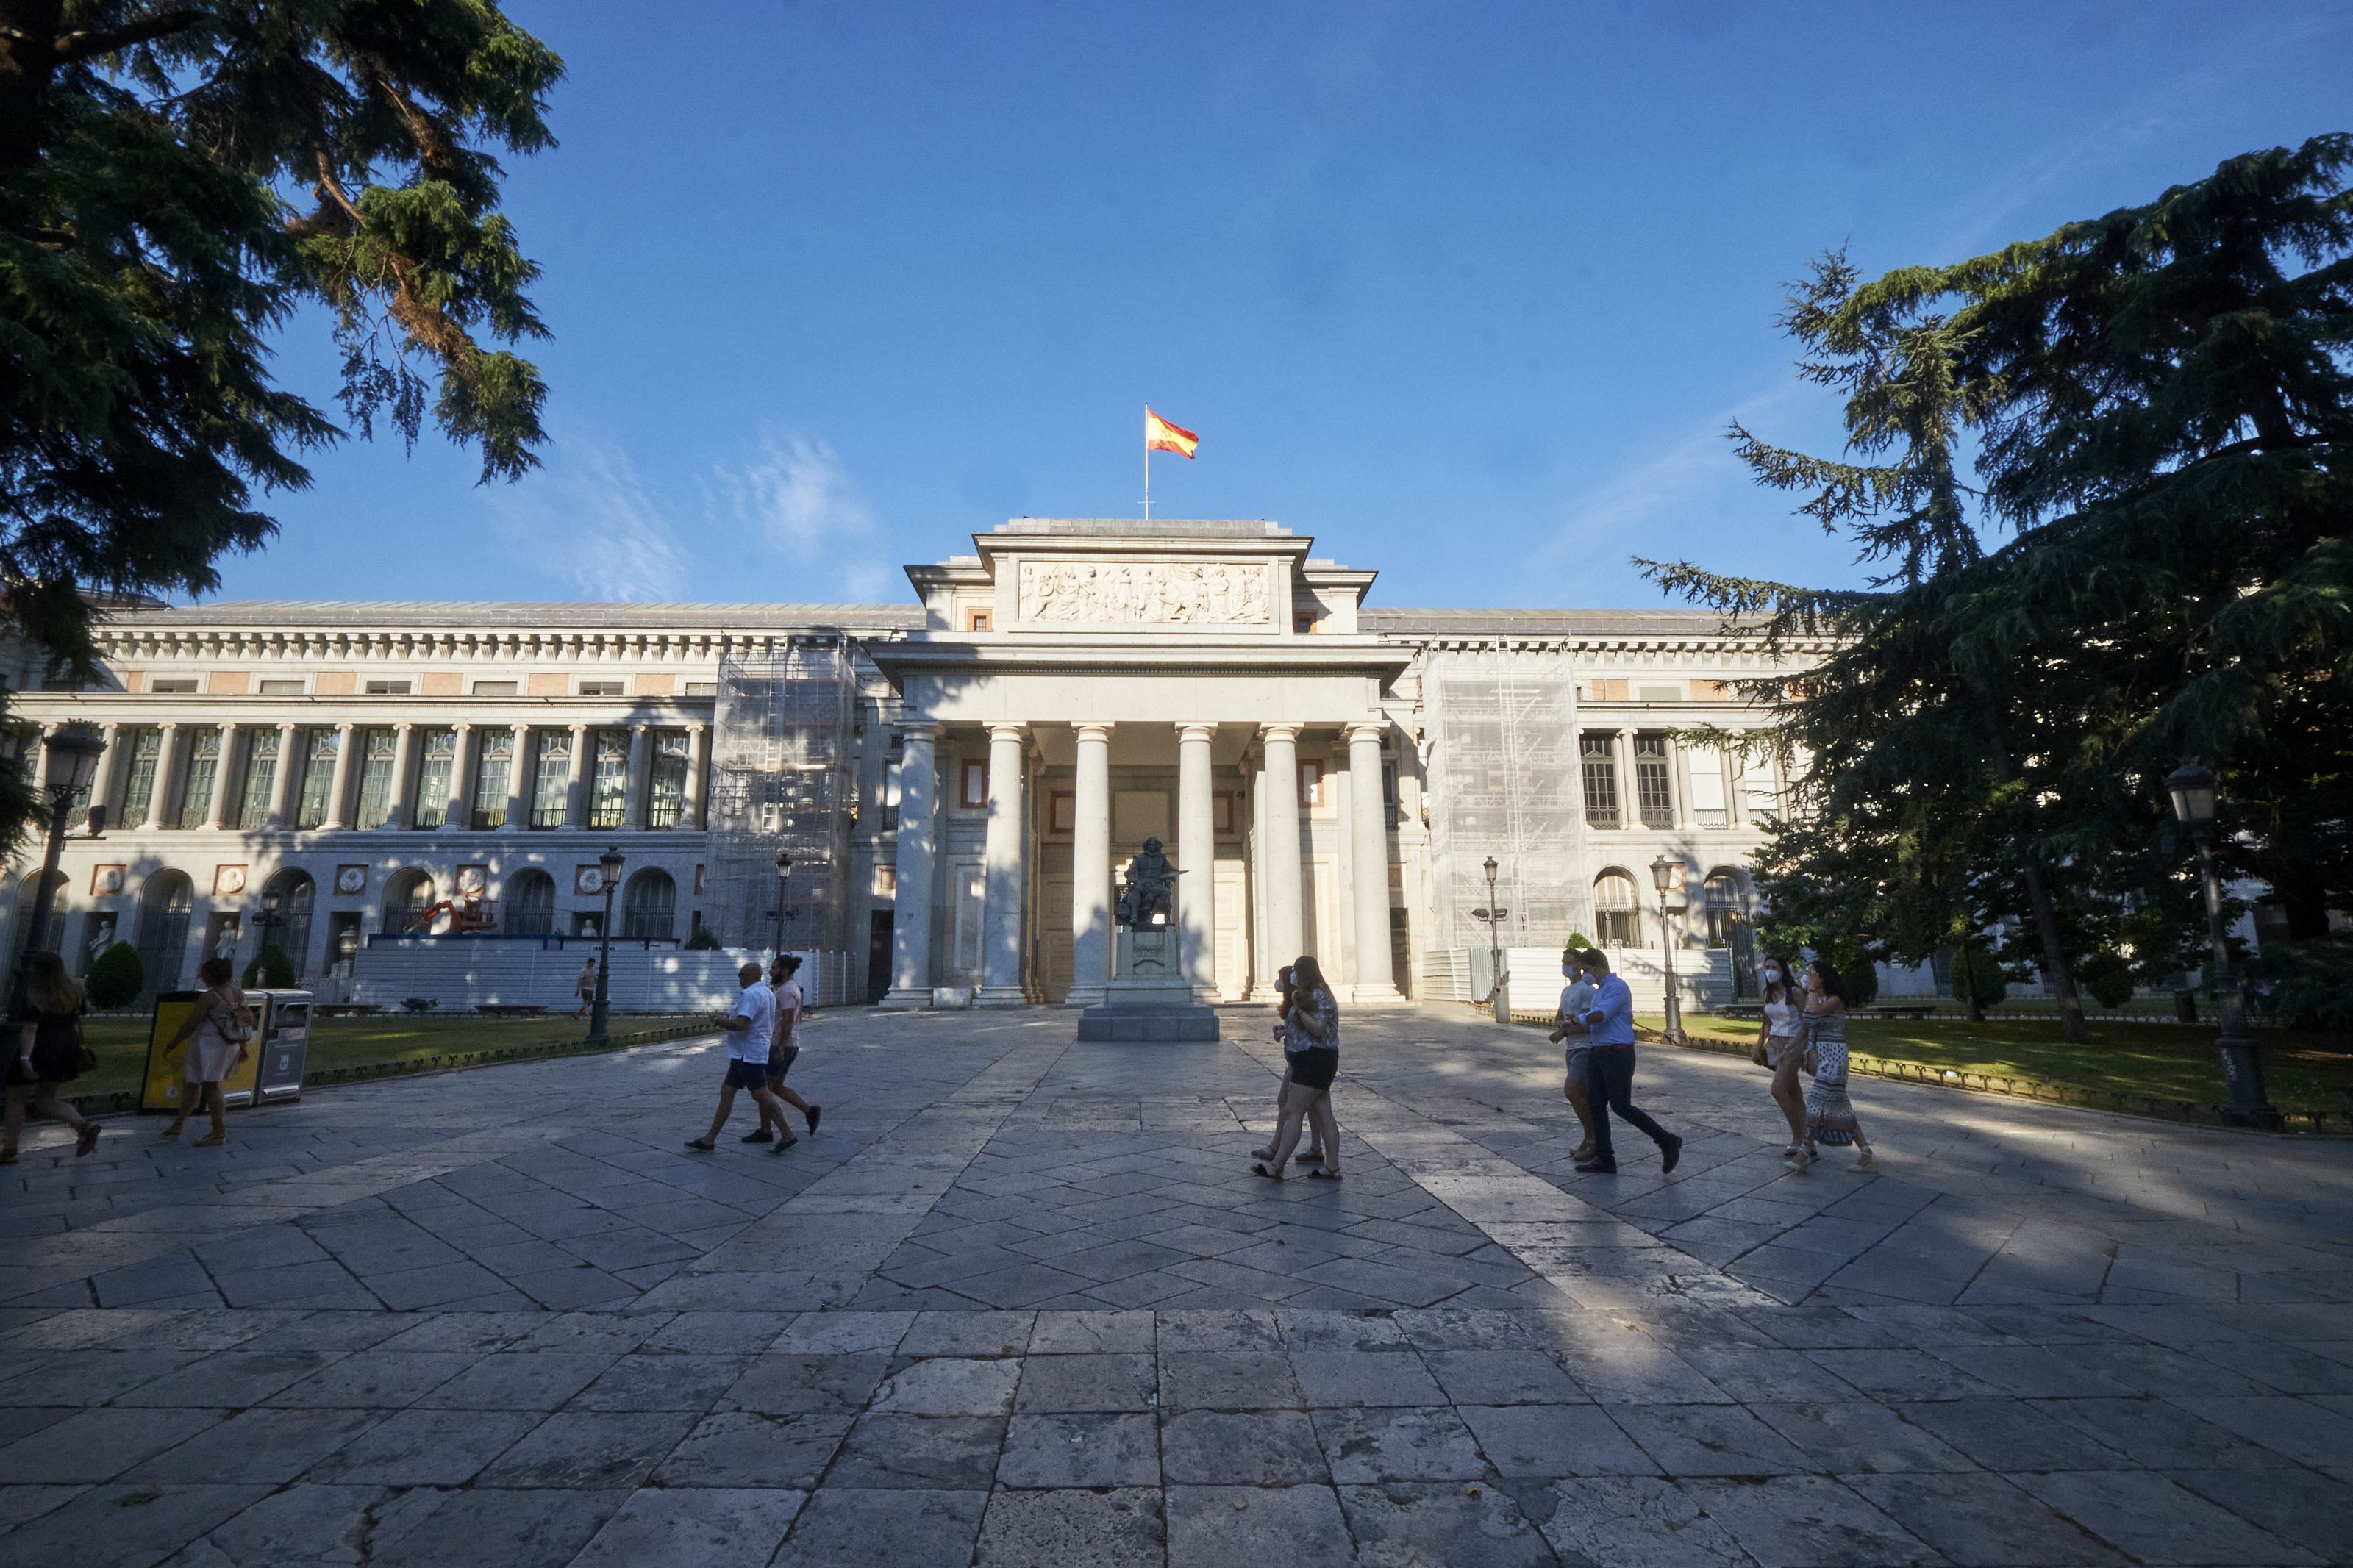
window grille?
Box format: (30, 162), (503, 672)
(1593, 869), (1640, 948)
(177, 727), (221, 826)
(532, 731), (572, 827)
(355, 728), (399, 828)
(412, 728), (457, 829)
(1634, 734), (1675, 828)
(589, 731), (629, 829)
(647, 730), (690, 828)
(296, 729), (339, 828)
(117, 727), (162, 829)
(471, 729), (514, 828)
(1579, 734), (1621, 829)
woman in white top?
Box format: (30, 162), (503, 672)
(160, 956), (254, 1147)
(1751, 955), (1810, 1167)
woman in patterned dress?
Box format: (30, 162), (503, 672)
(1801, 956), (1876, 1172)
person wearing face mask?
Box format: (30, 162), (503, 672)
(1800, 956), (1875, 1171)
(1547, 948), (1599, 1161)
(1751, 956), (1810, 1168)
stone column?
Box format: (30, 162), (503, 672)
(1346, 720), (1399, 1002)
(200, 722), (238, 829)
(88, 722), (121, 828)
(266, 722), (301, 828)
(504, 723), (531, 831)
(684, 723), (710, 830)
(321, 723), (356, 830)
(149, 722), (179, 829)
(1258, 723), (1305, 967)
(623, 723), (651, 830)
(565, 723), (590, 828)
(976, 722), (1028, 1008)
(880, 723), (940, 1008)
(1066, 722), (1114, 1008)
(385, 723), (417, 829)
(1176, 723), (1217, 995)
(440, 721), (472, 831)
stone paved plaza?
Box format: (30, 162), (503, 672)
(1, 1006), (2349, 1567)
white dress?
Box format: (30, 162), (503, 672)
(186, 991), (248, 1083)
(1761, 998), (1802, 1066)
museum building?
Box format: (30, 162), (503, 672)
(0, 519), (1821, 1009)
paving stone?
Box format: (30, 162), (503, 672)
(1028, 1309), (1156, 1353)
(827, 1413), (1007, 1489)
(567, 1486), (807, 1567)
(998, 1411), (1159, 1487)
(366, 1486), (629, 1568)
(0, 1405), (227, 1483)
(1424, 1347), (1588, 1405)
(127, 1407), (385, 1484)
(1747, 1399), (1977, 1473)
(0, 1483), (271, 1568)
(717, 1352), (892, 1414)
(473, 1408), (699, 1490)
(771, 1486), (987, 1568)
(1013, 1350), (1157, 1413)
(1846, 1472), (2130, 1566)
(651, 1411), (851, 1489)
(261, 1350), (485, 1408)
(2171, 1466), (2353, 1564)
(976, 1486), (1164, 1567)
(564, 1352), (752, 1411)
(1313, 1404), (1488, 1481)
(1158, 1349), (1300, 1410)
(1894, 1396), (2132, 1471)
(2015, 1469), (2324, 1566)
(307, 1407), (548, 1486)
(1538, 1475), (1752, 1567)
(2031, 1395), (2295, 1469)
(1165, 1484), (1354, 1568)
(2171, 1394), (2353, 1472)
(899, 1309), (1034, 1358)
(870, 1355), (1021, 1416)
(1610, 1400), (1816, 1476)
(1336, 1481), (1557, 1567)
(1459, 1402), (1660, 1477)
(408, 1350), (618, 1411)
(163, 1480), (450, 1567)
(1159, 1407), (1328, 1483)
(1290, 1347), (1447, 1406)
(1679, 1474), (1943, 1567)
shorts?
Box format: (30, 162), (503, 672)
(1565, 1045), (1593, 1087)
(724, 1059), (769, 1091)
(767, 1045), (799, 1081)
(1286, 1047), (1339, 1092)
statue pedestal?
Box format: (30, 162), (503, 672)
(1077, 926), (1220, 1042)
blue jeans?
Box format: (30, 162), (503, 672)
(1586, 1045), (1671, 1165)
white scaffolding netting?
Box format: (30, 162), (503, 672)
(1423, 653), (1589, 950)
(704, 647), (857, 956)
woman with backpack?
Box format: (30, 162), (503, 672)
(159, 956), (254, 1147)
(3, 951), (102, 1163)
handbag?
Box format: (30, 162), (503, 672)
(215, 994), (255, 1046)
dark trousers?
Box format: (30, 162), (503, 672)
(1587, 1045), (1671, 1165)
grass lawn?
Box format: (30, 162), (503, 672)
(70, 1012), (715, 1103)
(1662, 1011), (2353, 1118)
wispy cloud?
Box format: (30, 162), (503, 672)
(714, 431), (892, 598)
(491, 435), (693, 601)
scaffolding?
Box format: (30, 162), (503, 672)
(1421, 652), (1590, 951)
(704, 645), (858, 962)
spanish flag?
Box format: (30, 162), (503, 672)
(1145, 407), (1199, 459)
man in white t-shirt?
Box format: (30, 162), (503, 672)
(1547, 948), (1599, 1162)
(745, 953), (822, 1143)
(685, 962), (797, 1153)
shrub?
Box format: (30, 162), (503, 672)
(241, 945), (296, 988)
(1949, 945), (2007, 1012)
(684, 926), (722, 951)
(85, 942), (144, 1009)
(2077, 949), (2138, 1010)
(2248, 937), (2353, 1033)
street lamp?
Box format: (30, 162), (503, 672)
(1651, 855), (1685, 1045)
(1471, 855), (1510, 1026)
(768, 851), (793, 961)
(10, 723), (107, 1013)
(587, 847), (624, 1045)
(2165, 762), (2280, 1129)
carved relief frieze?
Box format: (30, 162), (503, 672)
(1018, 560), (1272, 625)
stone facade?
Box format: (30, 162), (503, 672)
(0, 520), (1824, 1007)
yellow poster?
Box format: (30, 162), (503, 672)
(140, 992), (265, 1113)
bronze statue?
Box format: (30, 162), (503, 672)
(1115, 837), (1179, 927)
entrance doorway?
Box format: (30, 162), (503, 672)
(866, 910), (892, 1003)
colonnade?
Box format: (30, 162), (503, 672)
(882, 719), (1399, 1008)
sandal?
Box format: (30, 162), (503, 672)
(1251, 1145), (1276, 1161)
(1307, 1167), (1342, 1180)
(1854, 1150), (1877, 1171)
(1250, 1161), (1283, 1181)
(75, 1125), (99, 1158)
(684, 1138), (716, 1153)
(192, 1133), (226, 1147)
(158, 1125), (182, 1140)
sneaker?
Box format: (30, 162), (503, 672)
(805, 1105), (822, 1134)
(1574, 1158), (1618, 1174)
(1660, 1134), (1683, 1175)
(770, 1134), (800, 1153)
(740, 1128), (774, 1144)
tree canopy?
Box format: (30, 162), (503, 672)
(1649, 135), (2352, 1039)
(1, 0), (560, 842)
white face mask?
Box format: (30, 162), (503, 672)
(1563, 963), (1578, 978)
(1761, 967), (1782, 983)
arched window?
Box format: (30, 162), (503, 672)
(382, 869), (436, 936)
(505, 868), (557, 936)
(1593, 869), (1640, 948)
(138, 870), (195, 992)
(621, 868), (676, 941)
(1704, 868), (1756, 998)
(258, 870), (316, 977)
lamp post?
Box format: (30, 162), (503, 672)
(1651, 854), (1685, 1045)
(768, 851), (793, 961)
(10, 723), (107, 1014)
(1471, 855), (1510, 1026)
(587, 846), (624, 1045)
(2165, 763), (2281, 1130)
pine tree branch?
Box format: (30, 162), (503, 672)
(51, 8), (205, 62)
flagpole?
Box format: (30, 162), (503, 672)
(1143, 407), (1151, 523)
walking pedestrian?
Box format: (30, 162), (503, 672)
(1251, 963), (1328, 1168)
(1751, 954), (1810, 1168)
(686, 962), (797, 1153)
(1252, 955), (1341, 1181)
(1571, 948), (1682, 1175)
(1547, 948), (1599, 1161)
(745, 954), (821, 1143)
(572, 957), (597, 1020)
(2, 951), (101, 1164)
(158, 956), (253, 1147)
(1799, 956), (1875, 1170)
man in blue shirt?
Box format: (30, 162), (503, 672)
(1574, 948), (1682, 1175)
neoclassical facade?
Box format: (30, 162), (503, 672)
(1, 520), (1820, 1008)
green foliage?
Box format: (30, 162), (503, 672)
(242, 943), (295, 989)
(0, 1), (563, 852)
(1950, 945), (2007, 1012)
(684, 926), (722, 951)
(2248, 937), (2353, 1033)
(85, 940), (143, 1009)
(2077, 951), (2138, 1011)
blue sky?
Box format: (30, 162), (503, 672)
(223, 0), (2352, 612)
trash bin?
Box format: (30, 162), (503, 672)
(138, 988), (314, 1113)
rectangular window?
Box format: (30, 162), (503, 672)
(1637, 684), (1684, 703)
(296, 728), (339, 828)
(646, 729), (690, 828)
(412, 727), (457, 829)
(965, 608), (992, 632)
(588, 730), (629, 829)
(1049, 790), (1074, 834)
(1688, 746), (1727, 829)
(471, 680), (518, 696)
(531, 731), (572, 827)
(1579, 734), (1620, 830)
(354, 728), (399, 828)
(177, 726), (221, 826)
(151, 678), (198, 695)
(257, 678), (304, 695)
(471, 729), (515, 829)
(1634, 734), (1675, 828)
(116, 727), (162, 830)
(579, 680), (624, 697)
(1299, 761), (1323, 808)
(684, 681), (717, 697)
(364, 679), (410, 695)
(237, 728), (279, 828)
(959, 757), (988, 809)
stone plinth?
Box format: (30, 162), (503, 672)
(1077, 926), (1220, 1042)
